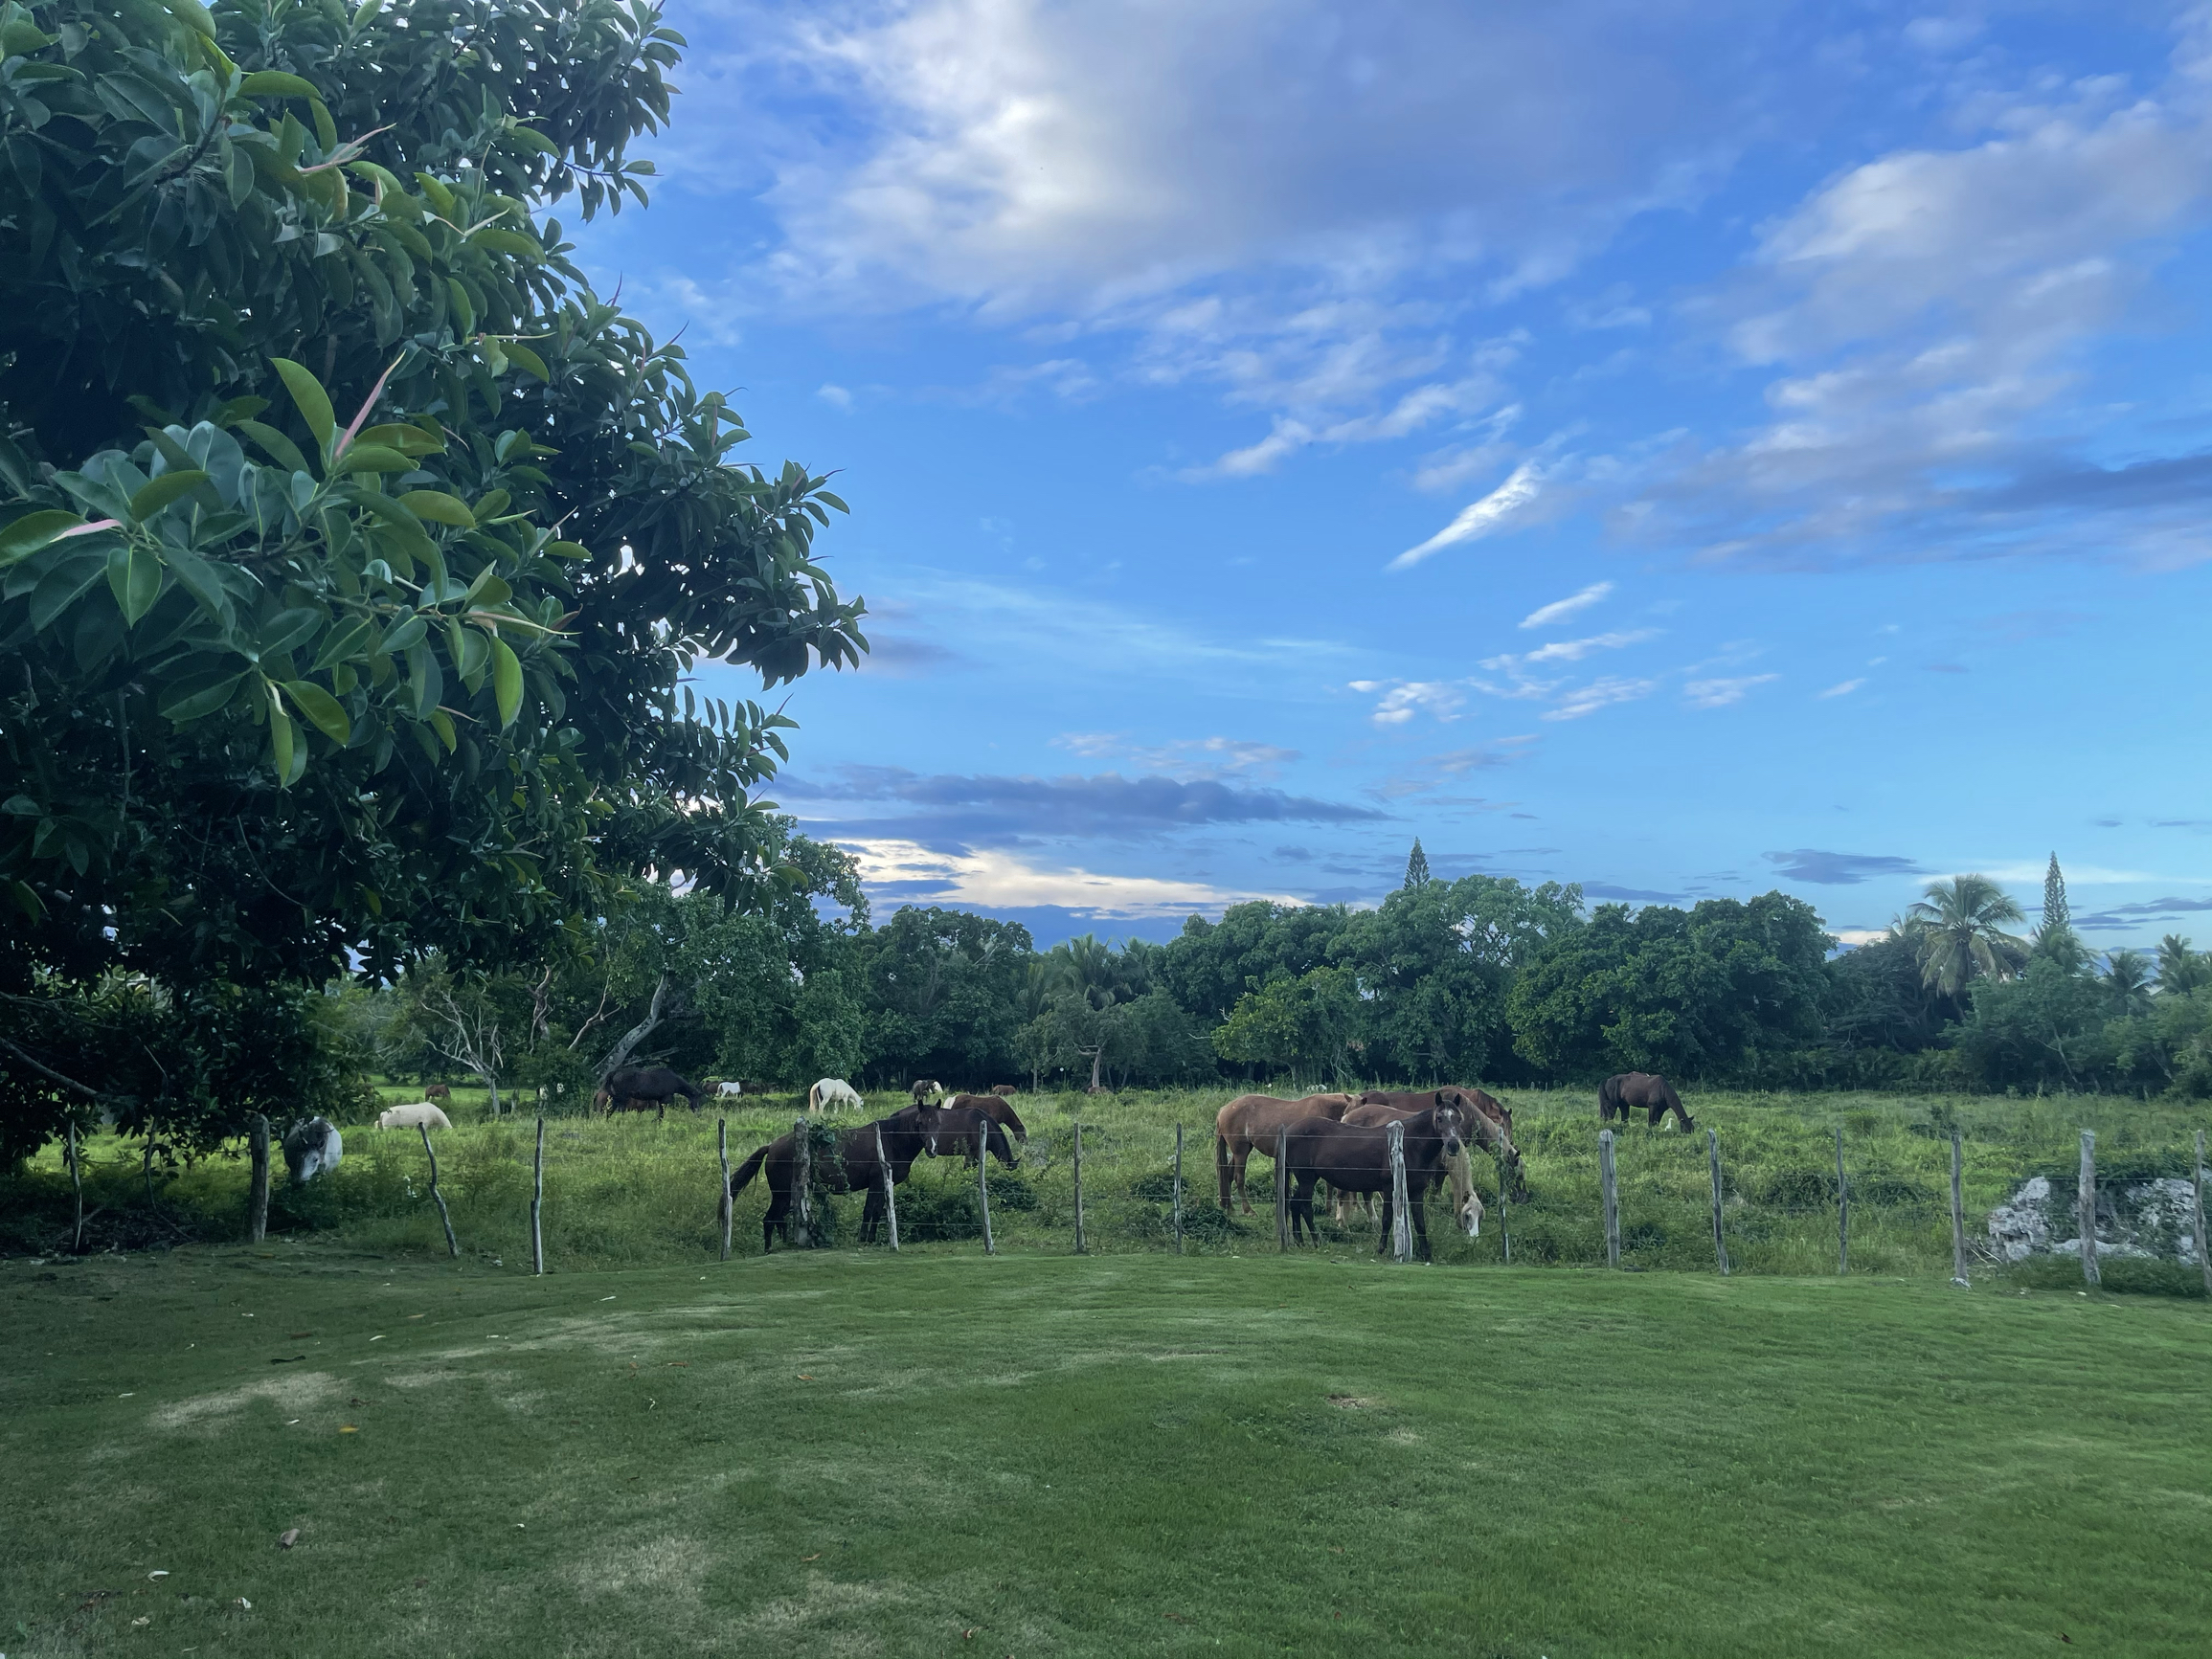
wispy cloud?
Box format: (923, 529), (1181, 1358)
(783, 765), (1385, 837)
(1683, 673), (1779, 708)
(839, 839), (1298, 918)
(1389, 460), (1545, 569)
(1520, 581), (1614, 629)
(1543, 676), (1658, 721)
(1347, 679), (1465, 726)
(816, 382), (854, 411)
(1052, 732), (1300, 780)
(1817, 677), (1865, 698)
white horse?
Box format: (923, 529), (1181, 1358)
(377, 1102), (453, 1132)
(806, 1078), (863, 1114)
(715, 1081), (745, 1097)
(282, 1117), (343, 1182)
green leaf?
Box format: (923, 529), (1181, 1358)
(272, 359), (335, 455)
(159, 669), (250, 723)
(158, 0), (218, 40)
(473, 489), (511, 524)
(106, 541), (162, 625)
(281, 680), (350, 745)
(257, 607), (324, 662)
(0, 510), (87, 566)
(160, 544), (234, 625)
(237, 70), (322, 101)
(28, 549), (106, 631)
(490, 636), (522, 728)
(235, 419), (313, 477)
(502, 342), (550, 382)
(309, 98), (337, 153)
(355, 423), (446, 457)
(398, 489), (475, 527)
(311, 616), (376, 669)
(416, 171), (457, 218)
(269, 704), (297, 783)
(127, 470), (211, 521)
(331, 444), (415, 474)
(427, 707), (457, 752)
(544, 540), (590, 560)
(380, 615), (428, 655)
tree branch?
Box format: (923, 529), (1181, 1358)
(0, 1034), (104, 1100)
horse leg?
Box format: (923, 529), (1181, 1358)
(762, 1187), (786, 1251)
(1216, 1134), (1232, 1212)
(1411, 1188), (1433, 1262)
(1288, 1176), (1312, 1244)
(1233, 1143), (1254, 1216)
(860, 1187), (880, 1244)
(1374, 1191), (1393, 1254)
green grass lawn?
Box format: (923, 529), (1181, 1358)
(4, 1247), (2205, 1656)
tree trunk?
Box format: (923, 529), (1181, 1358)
(598, 974), (672, 1085)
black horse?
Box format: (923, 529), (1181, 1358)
(729, 1105), (1017, 1249)
(1598, 1072), (1695, 1132)
(596, 1065), (705, 1119)
(1283, 1098), (1468, 1260)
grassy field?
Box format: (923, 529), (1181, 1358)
(2, 1245), (2205, 1657)
(8, 1085), (2206, 1293)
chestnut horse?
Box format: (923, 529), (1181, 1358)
(943, 1092), (1029, 1146)
(1599, 1072), (1695, 1132)
(1284, 1100), (1469, 1259)
(1214, 1091), (1357, 1213)
(1358, 1087), (1524, 1197)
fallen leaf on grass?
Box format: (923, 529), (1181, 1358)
(132, 1615), (149, 1625)
(234, 1597), (251, 1610)
(665, 1361), (689, 1367)
(147, 1571), (169, 1580)
(339, 1425), (358, 1434)
(278, 1530), (300, 1549)
(369, 1334), (385, 1342)
(798, 1374), (815, 1380)
(801, 1554), (821, 1562)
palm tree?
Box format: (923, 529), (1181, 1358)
(2103, 949), (2156, 1017)
(1907, 875), (2029, 999)
(2156, 934), (2211, 996)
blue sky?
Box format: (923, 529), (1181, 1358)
(579, 0), (2212, 949)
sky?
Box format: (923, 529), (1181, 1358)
(576, 0), (2212, 951)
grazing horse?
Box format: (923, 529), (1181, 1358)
(989, 1084), (1019, 1098)
(909, 1078), (945, 1106)
(376, 1102), (453, 1132)
(599, 1065), (705, 1119)
(1358, 1087), (1524, 1198)
(806, 1078), (864, 1114)
(714, 1080), (745, 1098)
(1599, 1072), (1695, 1132)
(1343, 1100), (1481, 1237)
(728, 1106), (1016, 1249)
(942, 1092), (1028, 1148)
(423, 1084), (452, 1104)
(1213, 1092), (1357, 1214)
(1284, 1100), (1469, 1260)
(282, 1117), (343, 1182)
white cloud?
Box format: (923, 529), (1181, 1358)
(1349, 679), (1466, 726)
(1683, 673), (1780, 708)
(838, 838), (1297, 916)
(1051, 732), (1300, 779)
(1487, 629), (1659, 671)
(1520, 581), (1614, 629)
(1390, 460), (1546, 569)
(1817, 677), (1865, 698)
(1965, 862), (2206, 886)
(1543, 676), (1658, 721)
(815, 382), (854, 410)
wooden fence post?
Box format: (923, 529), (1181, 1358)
(1950, 1127), (1970, 1288)
(1072, 1123), (1086, 1255)
(1598, 1128), (1619, 1269)
(1498, 1157), (1510, 1266)
(2192, 1129), (2208, 1296)
(1388, 1120), (1411, 1263)
(418, 1122), (458, 1258)
(976, 1118), (995, 1256)
(1705, 1127), (1729, 1277)
(1835, 1124), (1849, 1275)
(68, 1120), (86, 1254)
(246, 1115), (270, 1245)
(718, 1119), (733, 1263)
(1275, 1125), (1290, 1251)
(530, 1116), (545, 1276)
(875, 1124), (898, 1252)
(2077, 1129), (2099, 1289)
(792, 1118), (812, 1249)
(1173, 1123), (1185, 1255)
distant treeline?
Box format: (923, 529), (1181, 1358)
(348, 849), (2212, 1106)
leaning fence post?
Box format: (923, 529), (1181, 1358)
(243, 1114), (269, 1245)
(1173, 1123), (1185, 1255)
(1072, 1123), (1086, 1255)
(2077, 1129), (2099, 1289)
(1835, 1124), (1849, 1274)
(2192, 1129), (2208, 1296)
(718, 1119), (734, 1262)
(418, 1122), (458, 1259)
(1388, 1120), (1411, 1263)
(1598, 1127), (1620, 1269)
(1275, 1125), (1290, 1251)
(976, 1119), (995, 1255)
(1705, 1127), (1729, 1276)
(1498, 1158), (1510, 1266)
(874, 1124), (898, 1252)
(68, 1120), (86, 1254)
(792, 1118), (812, 1249)
(530, 1116), (546, 1276)
(1949, 1127), (1971, 1287)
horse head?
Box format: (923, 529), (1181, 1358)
(1429, 1094), (1467, 1161)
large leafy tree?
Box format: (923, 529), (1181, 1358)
(0, 0), (865, 1160)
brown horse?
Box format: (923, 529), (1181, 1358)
(989, 1084), (1019, 1098)
(943, 1093), (1028, 1146)
(1214, 1092), (1357, 1213)
(1358, 1087), (1524, 1197)
(1342, 1100), (1482, 1236)
(728, 1106), (1016, 1249)
(1285, 1100), (1468, 1259)
(1599, 1072), (1695, 1132)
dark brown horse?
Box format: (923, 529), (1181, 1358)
(596, 1065), (705, 1119)
(1599, 1072), (1694, 1132)
(1357, 1087), (1524, 1196)
(728, 1106), (1016, 1249)
(1284, 1099), (1469, 1259)
(943, 1093), (1028, 1147)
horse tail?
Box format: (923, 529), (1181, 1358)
(805, 1081), (822, 1112)
(729, 1143), (771, 1197)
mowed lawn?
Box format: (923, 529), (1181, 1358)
(3, 1250), (2205, 1658)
